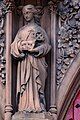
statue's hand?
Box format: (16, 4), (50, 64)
(18, 43), (23, 52)
(28, 47), (39, 53)
(28, 45), (44, 53)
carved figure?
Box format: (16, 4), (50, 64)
(11, 5), (51, 113)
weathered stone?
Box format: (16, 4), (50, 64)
(12, 112), (53, 120)
(61, 68), (66, 74)
(74, 43), (79, 48)
(63, 58), (70, 65)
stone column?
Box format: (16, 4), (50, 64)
(49, 1), (57, 120)
(4, 1), (14, 120)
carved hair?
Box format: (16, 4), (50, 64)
(22, 5), (41, 26)
(22, 5), (37, 14)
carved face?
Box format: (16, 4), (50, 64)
(23, 9), (34, 22)
(26, 40), (35, 50)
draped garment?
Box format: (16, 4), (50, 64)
(11, 23), (51, 112)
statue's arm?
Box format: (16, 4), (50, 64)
(11, 31), (25, 58)
(30, 43), (51, 57)
(29, 30), (51, 57)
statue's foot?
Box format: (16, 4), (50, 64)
(25, 107), (36, 113)
(18, 107), (46, 113)
(23, 107), (45, 113)
(35, 108), (44, 113)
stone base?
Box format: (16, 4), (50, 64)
(12, 112), (53, 120)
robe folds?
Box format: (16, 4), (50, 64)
(11, 23), (51, 112)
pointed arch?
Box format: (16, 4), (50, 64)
(57, 52), (80, 120)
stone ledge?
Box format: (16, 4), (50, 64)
(12, 117), (49, 120)
(12, 112), (53, 120)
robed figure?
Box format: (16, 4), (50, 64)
(11, 5), (51, 113)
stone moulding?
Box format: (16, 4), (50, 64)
(57, 52), (80, 120)
(12, 112), (53, 120)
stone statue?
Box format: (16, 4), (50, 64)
(11, 5), (51, 113)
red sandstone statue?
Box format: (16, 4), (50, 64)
(11, 5), (51, 113)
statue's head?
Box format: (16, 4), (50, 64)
(22, 5), (36, 22)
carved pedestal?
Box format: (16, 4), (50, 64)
(12, 112), (53, 120)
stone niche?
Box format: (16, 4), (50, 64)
(2, 0), (58, 120)
(10, 0), (54, 120)
(12, 0), (51, 111)
(11, 1), (52, 120)
(1, 0), (79, 120)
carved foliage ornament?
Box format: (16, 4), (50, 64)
(3, 0), (15, 12)
(0, 1), (6, 84)
(57, 0), (80, 87)
(0, 0), (15, 84)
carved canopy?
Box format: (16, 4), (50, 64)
(12, 0), (50, 6)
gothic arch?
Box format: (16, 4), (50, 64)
(57, 52), (80, 120)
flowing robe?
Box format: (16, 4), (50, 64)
(11, 23), (51, 112)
